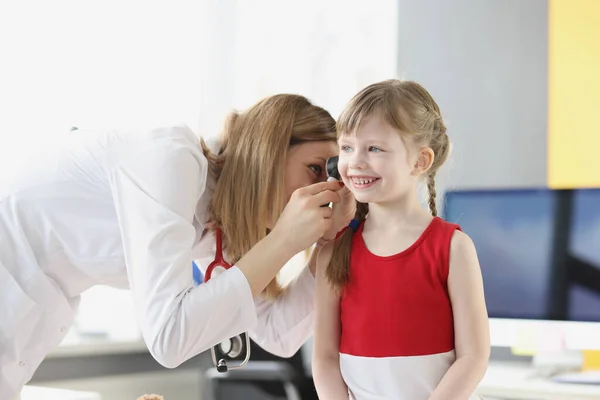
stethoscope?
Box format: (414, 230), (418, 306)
(193, 228), (251, 373)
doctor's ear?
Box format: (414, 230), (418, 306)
(411, 147), (435, 176)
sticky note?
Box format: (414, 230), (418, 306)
(538, 326), (566, 353)
(511, 325), (565, 356)
(511, 327), (540, 356)
(582, 350), (600, 371)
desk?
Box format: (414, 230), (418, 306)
(477, 362), (600, 400)
(49, 337), (148, 359)
(21, 385), (101, 400)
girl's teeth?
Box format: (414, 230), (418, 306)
(352, 177), (377, 185)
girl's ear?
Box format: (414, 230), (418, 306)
(412, 146), (435, 176)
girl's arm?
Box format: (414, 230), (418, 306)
(312, 241), (349, 399)
(429, 230), (490, 400)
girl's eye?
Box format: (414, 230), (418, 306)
(369, 146), (383, 152)
(340, 145), (352, 152)
(310, 165), (323, 175)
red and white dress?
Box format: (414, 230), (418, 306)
(339, 217), (478, 399)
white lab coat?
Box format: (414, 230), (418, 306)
(0, 125), (316, 400)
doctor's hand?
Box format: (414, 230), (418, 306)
(271, 180), (342, 256)
(323, 179), (355, 241)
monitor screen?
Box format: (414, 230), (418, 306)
(568, 189), (600, 322)
(443, 188), (600, 322)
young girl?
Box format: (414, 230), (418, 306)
(312, 80), (490, 400)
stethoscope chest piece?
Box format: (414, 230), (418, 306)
(211, 332), (251, 373)
(204, 228), (251, 373)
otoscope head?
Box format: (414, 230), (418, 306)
(326, 156), (340, 181)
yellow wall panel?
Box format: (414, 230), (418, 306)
(548, 0), (600, 188)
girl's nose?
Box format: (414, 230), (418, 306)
(348, 151), (368, 170)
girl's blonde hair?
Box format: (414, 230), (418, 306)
(200, 94), (336, 299)
(326, 79), (450, 292)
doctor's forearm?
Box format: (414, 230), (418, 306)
(251, 265), (316, 358)
(236, 232), (297, 297)
(141, 266), (258, 368)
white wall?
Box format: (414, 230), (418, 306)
(396, 0), (548, 204)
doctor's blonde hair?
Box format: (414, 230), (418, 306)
(201, 94), (336, 299)
(326, 79), (451, 293)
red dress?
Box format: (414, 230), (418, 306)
(338, 217), (475, 399)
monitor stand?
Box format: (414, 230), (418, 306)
(534, 348), (600, 385)
(516, 321), (600, 384)
(531, 349), (583, 378)
(523, 322), (582, 378)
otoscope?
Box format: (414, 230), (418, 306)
(320, 155), (341, 210)
(326, 155), (340, 181)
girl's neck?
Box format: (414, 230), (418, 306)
(365, 191), (433, 231)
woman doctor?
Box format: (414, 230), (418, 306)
(0, 94), (354, 399)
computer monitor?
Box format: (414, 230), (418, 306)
(443, 187), (600, 350)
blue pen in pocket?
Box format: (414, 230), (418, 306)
(192, 261), (204, 286)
